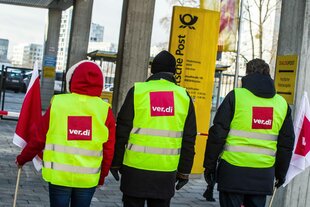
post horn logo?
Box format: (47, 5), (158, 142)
(179, 14), (198, 29)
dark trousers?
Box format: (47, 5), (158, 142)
(219, 191), (266, 207)
(48, 183), (96, 207)
(123, 194), (171, 207)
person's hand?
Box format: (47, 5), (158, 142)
(275, 178), (285, 188)
(204, 170), (215, 186)
(203, 170), (216, 201)
(110, 167), (120, 181)
(175, 172), (189, 190)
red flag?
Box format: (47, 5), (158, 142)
(200, 0), (240, 51)
(13, 62), (43, 171)
(283, 92), (310, 186)
(219, 0), (240, 51)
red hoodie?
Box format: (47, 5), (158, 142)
(17, 60), (116, 185)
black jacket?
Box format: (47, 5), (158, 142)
(112, 72), (197, 199)
(203, 73), (295, 195)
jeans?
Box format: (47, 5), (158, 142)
(48, 183), (96, 207)
(122, 194), (171, 207)
(219, 191), (266, 207)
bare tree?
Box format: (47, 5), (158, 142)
(158, 0), (280, 70)
(167, 0), (199, 7)
(160, 0), (199, 32)
(243, 0), (280, 59)
(245, 0), (255, 60)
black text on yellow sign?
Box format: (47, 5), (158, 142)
(169, 6), (220, 173)
(43, 66), (55, 78)
(275, 55), (298, 105)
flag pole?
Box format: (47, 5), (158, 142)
(268, 188), (277, 207)
(234, 0), (244, 88)
(13, 168), (22, 207)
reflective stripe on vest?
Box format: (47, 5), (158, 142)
(43, 161), (101, 174)
(123, 80), (190, 172)
(127, 143), (181, 155)
(42, 93), (109, 188)
(224, 145), (276, 156)
(228, 129), (278, 141)
(45, 144), (103, 157)
(131, 127), (183, 138)
(221, 88), (287, 168)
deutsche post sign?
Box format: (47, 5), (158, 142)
(169, 6), (220, 173)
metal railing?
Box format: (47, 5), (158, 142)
(210, 72), (244, 123)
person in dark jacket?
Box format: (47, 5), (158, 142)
(110, 50), (197, 207)
(203, 58), (295, 207)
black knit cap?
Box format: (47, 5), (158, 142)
(151, 50), (176, 74)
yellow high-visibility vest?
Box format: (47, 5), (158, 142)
(221, 88), (287, 168)
(123, 80), (190, 171)
(42, 93), (110, 188)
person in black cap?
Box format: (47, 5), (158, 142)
(110, 50), (197, 207)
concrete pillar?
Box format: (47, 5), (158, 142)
(272, 0), (310, 206)
(66, 0), (94, 69)
(112, 0), (156, 114)
(41, 8), (62, 110)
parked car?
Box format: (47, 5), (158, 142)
(3, 69), (28, 93)
(22, 70), (64, 94)
(104, 84), (114, 92)
(22, 71), (33, 90)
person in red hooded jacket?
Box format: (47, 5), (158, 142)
(16, 60), (116, 207)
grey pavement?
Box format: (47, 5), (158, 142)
(0, 118), (220, 207)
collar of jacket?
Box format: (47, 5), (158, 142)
(146, 72), (177, 84)
(241, 73), (276, 98)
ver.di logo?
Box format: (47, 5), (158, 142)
(179, 14), (198, 29)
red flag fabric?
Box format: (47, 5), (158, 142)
(283, 92), (310, 186)
(200, 0), (240, 51)
(13, 62), (43, 171)
(218, 0), (240, 51)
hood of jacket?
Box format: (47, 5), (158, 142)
(146, 72), (177, 84)
(66, 60), (104, 97)
(241, 73), (276, 98)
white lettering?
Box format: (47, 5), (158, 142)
(152, 106), (174, 113)
(82, 130), (88, 135)
(69, 129), (91, 136)
(166, 106), (172, 113)
(253, 119), (272, 125)
(152, 106), (159, 111)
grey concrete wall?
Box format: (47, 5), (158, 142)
(66, 0), (94, 69)
(271, 0), (310, 206)
(112, 0), (156, 114)
(41, 8), (61, 110)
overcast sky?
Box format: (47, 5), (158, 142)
(0, 0), (173, 55)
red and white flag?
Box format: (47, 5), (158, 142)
(13, 61), (43, 171)
(283, 92), (310, 186)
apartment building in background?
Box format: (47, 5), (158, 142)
(0, 38), (9, 61)
(89, 23), (104, 42)
(56, 7), (73, 72)
(11, 43), (43, 68)
(56, 7), (108, 71)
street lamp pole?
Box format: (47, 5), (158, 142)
(234, 0), (244, 88)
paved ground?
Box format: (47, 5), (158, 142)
(0, 118), (220, 207)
